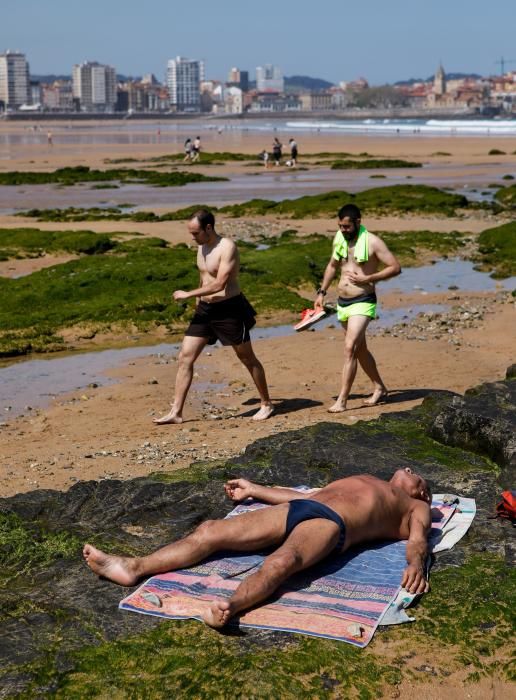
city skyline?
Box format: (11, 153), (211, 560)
(3, 0), (516, 85)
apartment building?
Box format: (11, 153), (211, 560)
(166, 57), (204, 111)
(72, 61), (117, 112)
(256, 64), (284, 93)
(0, 50), (30, 109)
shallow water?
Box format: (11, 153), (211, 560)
(383, 258), (516, 294)
(0, 304), (442, 420)
(0, 162), (512, 212)
(1, 258), (514, 419)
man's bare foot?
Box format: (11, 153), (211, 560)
(153, 408), (183, 425)
(363, 388), (388, 407)
(201, 598), (233, 628)
(83, 544), (139, 586)
(252, 404), (274, 421)
(327, 400), (346, 413)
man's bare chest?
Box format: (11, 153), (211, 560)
(198, 251), (221, 276)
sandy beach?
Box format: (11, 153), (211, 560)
(0, 121), (515, 497)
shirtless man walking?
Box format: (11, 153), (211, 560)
(315, 204), (401, 412)
(83, 468), (431, 628)
(153, 209), (273, 424)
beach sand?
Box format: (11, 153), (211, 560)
(1, 122), (514, 493)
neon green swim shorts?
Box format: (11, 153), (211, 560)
(337, 296), (377, 323)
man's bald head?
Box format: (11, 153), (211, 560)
(390, 468), (431, 503)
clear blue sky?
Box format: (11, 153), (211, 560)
(2, 0), (515, 84)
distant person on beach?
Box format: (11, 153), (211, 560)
(153, 209), (274, 425)
(47, 131), (53, 146)
(288, 138), (298, 167)
(314, 203), (401, 412)
(183, 138), (192, 162)
(191, 136), (201, 162)
(272, 137), (282, 165)
(83, 467), (431, 628)
(260, 149), (269, 168)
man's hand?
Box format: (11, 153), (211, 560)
(401, 564), (429, 594)
(224, 478), (254, 502)
(314, 295), (325, 311)
(345, 269), (371, 285)
(173, 290), (190, 301)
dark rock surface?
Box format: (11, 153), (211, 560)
(428, 376), (516, 485)
(0, 374), (514, 697)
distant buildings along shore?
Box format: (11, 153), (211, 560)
(0, 50), (515, 116)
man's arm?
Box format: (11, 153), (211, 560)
(174, 242), (238, 300)
(346, 234), (401, 286)
(314, 257), (340, 310)
(401, 502), (431, 594)
(225, 478), (319, 504)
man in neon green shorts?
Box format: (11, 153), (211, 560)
(314, 204), (401, 412)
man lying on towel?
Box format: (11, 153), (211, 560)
(84, 468), (431, 628)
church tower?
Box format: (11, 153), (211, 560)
(434, 63), (446, 96)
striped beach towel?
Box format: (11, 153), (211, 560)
(119, 494), (473, 647)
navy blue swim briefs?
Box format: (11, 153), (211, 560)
(285, 499), (346, 551)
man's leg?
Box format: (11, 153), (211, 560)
(232, 341), (274, 420)
(153, 335), (208, 424)
(84, 503), (290, 586)
(328, 315), (370, 413)
(356, 337), (388, 405)
(202, 518), (340, 627)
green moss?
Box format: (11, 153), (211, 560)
(15, 620), (400, 699)
(219, 185), (469, 218)
(475, 221), (516, 277)
(0, 512), (80, 582)
(17, 185), (470, 224)
(402, 554), (515, 681)
(375, 414), (498, 473)
(0, 228), (476, 356)
(148, 460), (230, 485)
(0, 228), (117, 255)
(0, 166), (226, 188)
(16, 204), (219, 224)
(331, 158), (422, 170)
(494, 184), (516, 209)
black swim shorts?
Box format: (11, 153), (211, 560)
(185, 293), (257, 346)
(285, 499), (347, 551)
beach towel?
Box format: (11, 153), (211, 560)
(119, 492), (475, 647)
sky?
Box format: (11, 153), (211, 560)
(2, 0), (516, 84)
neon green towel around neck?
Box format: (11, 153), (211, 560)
(332, 225), (369, 263)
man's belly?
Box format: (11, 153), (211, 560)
(337, 281), (375, 299)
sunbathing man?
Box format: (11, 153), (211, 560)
(315, 204), (401, 412)
(153, 209), (273, 424)
(83, 468), (431, 628)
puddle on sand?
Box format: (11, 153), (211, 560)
(0, 343), (179, 420)
(0, 304), (445, 420)
(1, 258), (514, 420)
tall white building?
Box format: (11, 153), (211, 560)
(72, 61), (117, 112)
(167, 56), (204, 111)
(0, 50), (30, 109)
(256, 64), (283, 93)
